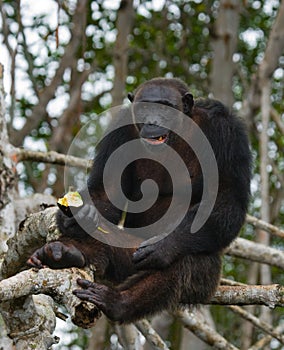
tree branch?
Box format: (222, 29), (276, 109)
(1, 203), (283, 347)
(212, 285), (284, 307)
(0, 267), (100, 328)
(227, 237), (284, 269)
(271, 107), (284, 135)
(248, 322), (284, 350)
(11, 147), (91, 169)
(1, 294), (59, 349)
(135, 319), (170, 350)
(228, 305), (284, 345)
(246, 214), (284, 238)
(175, 309), (238, 350)
(0, 207), (59, 280)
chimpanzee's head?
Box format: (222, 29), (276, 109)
(128, 78), (194, 146)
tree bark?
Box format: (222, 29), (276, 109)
(210, 0), (240, 107)
(112, 0), (134, 106)
(0, 64), (17, 254)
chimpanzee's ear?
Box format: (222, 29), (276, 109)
(128, 92), (134, 103)
(182, 93), (194, 116)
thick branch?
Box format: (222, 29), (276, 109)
(0, 207), (59, 280)
(1, 295), (58, 350)
(0, 267), (100, 328)
(2, 270), (284, 324)
(212, 285), (284, 307)
(227, 237), (284, 269)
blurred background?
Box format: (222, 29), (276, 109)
(0, 0), (283, 349)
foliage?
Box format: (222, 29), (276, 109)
(0, 0), (283, 349)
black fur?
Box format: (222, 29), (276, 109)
(28, 78), (251, 323)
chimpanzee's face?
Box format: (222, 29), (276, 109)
(131, 84), (185, 146)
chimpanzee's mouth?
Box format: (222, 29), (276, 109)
(143, 134), (168, 145)
(139, 124), (169, 145)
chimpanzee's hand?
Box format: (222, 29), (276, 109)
(132, 236), (175, 270)
(57, 203), (99, 235)
(27, 241), (86, 269)
(73, 279), (124, 322)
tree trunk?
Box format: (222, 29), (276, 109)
(210, 0), (240, 107)
(112, 0), (134, 106)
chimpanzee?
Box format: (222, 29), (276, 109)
(28, 78), (251, 323)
